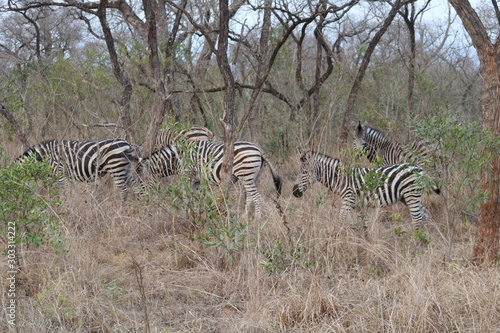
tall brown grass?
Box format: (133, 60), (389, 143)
(1, 143), (499, 333)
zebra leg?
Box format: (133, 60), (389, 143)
(127, 173), (143, 196)
(339, 204), (353, 223)
(339, 195), (356, 223)
(110, 171), (129, 204)
(402, 192), (427, 226)
(242, 181), (262, 220)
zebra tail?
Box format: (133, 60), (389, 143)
(263, 155), (282, 196)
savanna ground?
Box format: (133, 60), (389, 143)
(1, 136), (498, 333)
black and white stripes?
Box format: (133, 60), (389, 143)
(154, 126), (214, 152)
(17, 138), (138, 203)
(292, 151), (440, 224)
(138, 140), (282, 219)
(354, 122), (435, 166)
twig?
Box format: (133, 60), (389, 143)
(0, 103), (30, 150)
(271, 197), (290, 235)
(130, 256), (151, 333)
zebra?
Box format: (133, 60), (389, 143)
(136, 144), (180, 185)
(292, 150), (440, 224)
(353, 122), (437, 166)
(137, 140), (282, 220)
(17, 138), (139, 203)
(154, 125), (213, 152)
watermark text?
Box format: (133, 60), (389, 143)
(5, 221), (16, 326)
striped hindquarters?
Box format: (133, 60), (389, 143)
(191, 141), (266, 185)
(60, 139), (137, 183)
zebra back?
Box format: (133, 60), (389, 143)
(354, 122), (435, 166)
(17, 138), (138, 203)
(154, 126), (213, 152)
(16, 140), (62, 175)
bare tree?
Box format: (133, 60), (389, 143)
(398, 0), (431, 114)
(3, 1), (140, 144)
(236, 0), (359, 143)
(247, 0), (273, 146)
(140, 0), (171, 157)
(97, 0), (136, 145)
(448, 0), (500, 265)
(338, 0), (409, 150)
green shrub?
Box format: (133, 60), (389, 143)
(260, 238), (307, 275)
(411, 109), (499, 213)
(0, 153), (65, 253)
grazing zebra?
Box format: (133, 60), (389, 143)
(17, 138), (139, 203)
(154, 125), (213, 151)
(136, 144), (180, 185)
(353, 122), (436, 166)
(292, 151), (440, 224)
(137, 140), (282, 219)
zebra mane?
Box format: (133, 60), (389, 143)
(16, 139), (59, 162)
(359, 123), (391, 143)
(311, 151), (341, 172)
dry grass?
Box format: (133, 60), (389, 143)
(1, 150), (499, 333)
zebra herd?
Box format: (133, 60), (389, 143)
(16, 122), (440, 224)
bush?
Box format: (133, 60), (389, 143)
(0, 153), (65, 254)
(411, 109), (498, 215)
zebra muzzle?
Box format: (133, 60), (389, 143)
(292, 184), (303, 198)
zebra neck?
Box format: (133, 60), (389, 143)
(314, 153), (342, 192)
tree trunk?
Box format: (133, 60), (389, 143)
(97, 0), (136, 145)
(248, 0), (272, 147)
(399, 0), (432, 115)
(448, 0), (500, 265)
(0, 104), (31, 151)
(475, 76), (500, 265)
(217, 0), (235, 185)
(404, 8), (416, 114)
(141, 0), (170, 157)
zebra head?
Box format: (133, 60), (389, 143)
(16, 140), (60, 167)
(292, 151), (315, 198)
(353, 122), (369, 154)
(353, 122), (381, 161)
